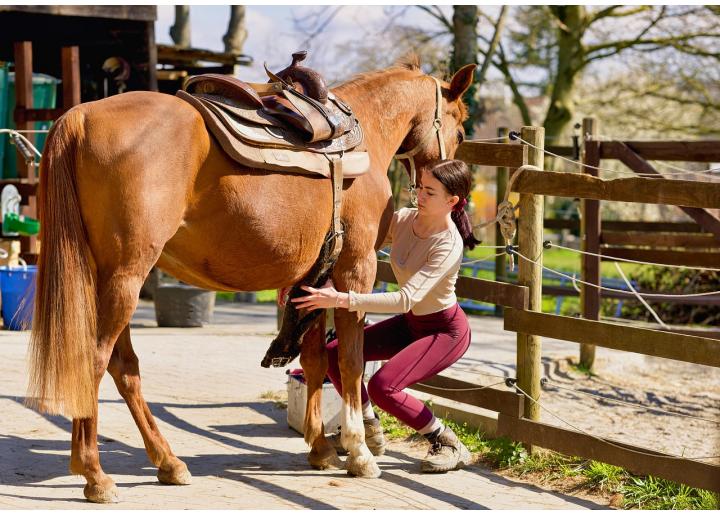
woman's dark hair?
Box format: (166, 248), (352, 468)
(429, 159), (481, 250)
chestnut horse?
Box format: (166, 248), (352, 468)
(26, 59), (476, 502)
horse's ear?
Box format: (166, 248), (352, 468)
(448, 64), (477, 101)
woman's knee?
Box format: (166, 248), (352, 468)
(367, 372), (393, 407)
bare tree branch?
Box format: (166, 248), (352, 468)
(476, 5), (507, 86)
(417, 5), (453, 32)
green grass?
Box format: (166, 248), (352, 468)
(376, 410), (717, 510)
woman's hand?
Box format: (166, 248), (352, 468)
(290, 279), (349, 311)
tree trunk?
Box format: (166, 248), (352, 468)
(452, 5), (480, 134)
(223, 5), (248, 55)
(170, 5), (191, 48)
(542, 6), (587, 140)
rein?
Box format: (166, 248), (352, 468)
(394, 77), (447, 207)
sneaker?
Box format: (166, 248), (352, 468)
(327, 417), (387, 456)
(420, 427), (471, 473)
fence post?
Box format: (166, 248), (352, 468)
(494, 127), (509, 317)
(580, 117), (600, 369)
(516, 126), (544, 427)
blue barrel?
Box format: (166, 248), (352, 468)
(0, 265), (37, 330)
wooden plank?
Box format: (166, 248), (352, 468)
(612, 142), (720, 242)
(601, 247), (720, 267)
(601, 231), (716, 248)
(504, 308), (720, 367)
(456, 141), (527, 168)
(580, 122), (601, 369)
(412, 375), (524, 417)
(14, 41), (38, 257)
(497, 414), (720, 493)
(546, 145), (574, 157)
(601, 140), (720, 162)
(516, 126), (545, 425)
(156, 44), (253, 66)
(13, 107), (66, 123)
(511, 169), (720, 209)
(376, 260), (529, 309)
(544, 218), (579, 231)
(0, 5), (157, 21)
(541, 284), (720, 306)
(61, 46), (81, 109)
(603, 220), (702, 233)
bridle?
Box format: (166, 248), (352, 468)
(394, 77), (447, 207)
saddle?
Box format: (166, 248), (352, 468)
(176, 51), (369, 178)
(178, 52), (364, 369)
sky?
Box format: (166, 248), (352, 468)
(154, 5), (456, 83)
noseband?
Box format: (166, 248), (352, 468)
(394, 77), (447, 207)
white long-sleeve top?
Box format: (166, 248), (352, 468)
(348, 207), (464, 315)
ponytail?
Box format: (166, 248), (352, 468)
(451, 204), (481, 250)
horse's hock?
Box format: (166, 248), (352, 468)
(154, 283), (216, 327)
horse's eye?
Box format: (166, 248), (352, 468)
(456, 130), (464, 144)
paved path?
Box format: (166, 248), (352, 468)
(0, 301), (608, 509)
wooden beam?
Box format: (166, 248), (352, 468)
(13, 107), (67, 123)
(13, 41), (38, 257)
(376, 261), (529, 309)
(545, 145), (574, 157)
(0, 5), (157, 21)
(504, 308), (720, 368)
(544, 218), (579, 231)
(61, 46), (81, 108)
(511, 169), (720, 209)
(156, 44), (253, 66)
(601, 140), (720, 162)
(580, 119), (600, 370)
(456, 141), (527, 168)
(516, 126), (545, 426)
(612, 142), (720, 242)
(601, 231), (716, 248)
(601, 247), (720, 268)
(412, 375), (524, 417)
(497, 414), (720, 493)
(540, 284), (720, 306)
(603, 221), (703, 233)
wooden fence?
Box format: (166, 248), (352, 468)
(383, 129), (720, 493)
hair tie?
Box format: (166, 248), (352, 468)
(454, 197), (467, 212)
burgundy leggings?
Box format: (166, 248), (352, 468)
(325, 303), (471, 431)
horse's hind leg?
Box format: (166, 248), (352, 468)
(300, 315), (343, 470)
(69, 271), (147, 503)
(107, 325), (191, 485)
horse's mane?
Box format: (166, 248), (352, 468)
(339, 53), (423, 89)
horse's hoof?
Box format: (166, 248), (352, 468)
(308, 447), (344, 470)
(158, 460), (192, 485)
(346, 455), (381, 478)
(84, 478), (119, 503)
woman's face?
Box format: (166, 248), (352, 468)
(416, 172), (459, 216)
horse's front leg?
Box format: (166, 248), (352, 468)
(300, 315), (343, 470)
(335, 256), (381, 478)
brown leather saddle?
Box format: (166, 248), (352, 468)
(176, 51), (369, 178)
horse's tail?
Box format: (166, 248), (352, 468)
(26, 109), (98, 419)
